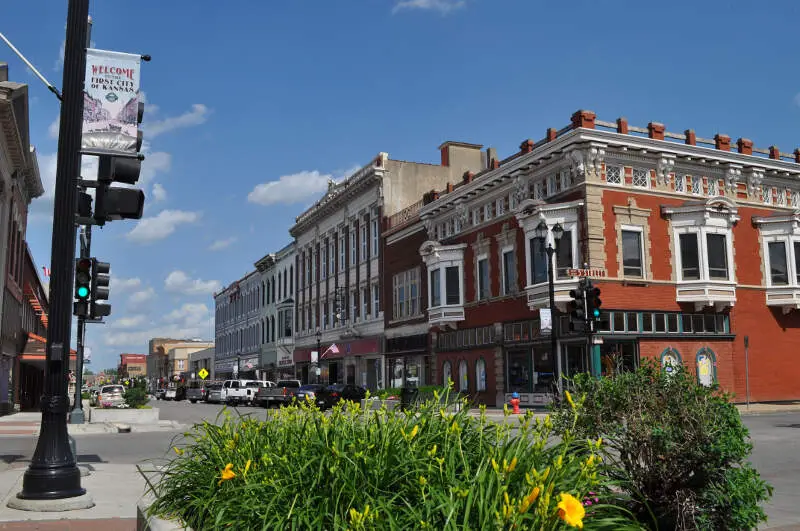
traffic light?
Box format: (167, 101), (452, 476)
(568, 279), (588, 325)
(74, 258), (92, 317)
(76, 191), (92, 218)
(587, 285), (602, 321)
(90, 259), (111, 318)
(93, 101), (146, 225)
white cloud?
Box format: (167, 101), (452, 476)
(126, 210), (200, 244)
(48, 116), (60, 139)
(152, 183), (167, 202)
(208, 237), (236, 251)
(164, 270), (221, 296)
(392, 0), (465, 14)
(55, 39), (65, 71)
(143, 104), (210, 138)
(247, 170), (339, 206)
(128, 287), (155, 305)
(110, 315), (148, 329)
(165, 303), (211, 326)
(111, 277), (142, 293)
(140, 150), (172, 186)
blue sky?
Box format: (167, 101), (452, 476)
(3, 0), (800, 372)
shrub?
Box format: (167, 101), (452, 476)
(124, 386), (150, 409)
(550, 362), (772, 530)
(147, 389), (643, 530)
(81, 392), (91, 400)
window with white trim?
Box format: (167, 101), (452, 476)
(756, 213), (800, 290)
(393, 268), (420, 320)
(762, 186), (773, 205)
(476, 255), (490, 300)
(502, 248), (517, 295)
(606, 165), (622, 185)
(372, 283), (380, 316)
(361, 222), (368, 261)
(547, 175), (557, 196)
(691, 176), (702, 195)
(328, 241), (335, 275)
(793, 191), (800, 208)
(321, 244), (327, 280)
(707, 179), (718, 196)
(339, 235), (346, 270)
(534, 181), (545, 200)
(777, 189), (787, 206)
(475, 358), (486, 391)
(421, 242), (466, 311)
(560, 169), (572, 190)
(496, 197), (506, 216)
(674, 174), (685, 192)
(632, 168), (649, 188)
(362, 286), (369, 317)
(621, 227), (644, 278)
(350, 229), (357, 265)
(484, 203), (493, 221)
(371, 217), (379, 257)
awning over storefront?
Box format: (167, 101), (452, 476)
(214, 358), (236, 372)
(293, 337), (380, 363)
(18, 333), (77, 368)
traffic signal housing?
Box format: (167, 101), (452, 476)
(74, 258), (92, 317)
(587, 285), (602, 321)
(93, 101), (147, 225)
(568, 279), (588, 328)
(90, 259), (111, 318)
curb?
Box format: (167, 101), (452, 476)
(137, 498), (190, 531)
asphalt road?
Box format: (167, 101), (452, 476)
(1, 402), (798, 528)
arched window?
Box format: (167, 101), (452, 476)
(459, 360), (469, 392)
(442, 361), (452, 386)
(696, 347), (717, 387)
(660, 347), (681, 376)
(476, 358), (487, 391)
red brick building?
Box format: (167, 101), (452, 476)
(386, 110), (800, 406)
(118, 353), (147, 379)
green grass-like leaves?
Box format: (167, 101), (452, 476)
(147, 389), (643, 530)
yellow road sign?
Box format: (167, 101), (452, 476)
(198, 368), (209, 380)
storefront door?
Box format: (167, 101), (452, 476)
(561, 343), (589, 379)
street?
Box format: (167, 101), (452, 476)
(0, 403), (798, 529)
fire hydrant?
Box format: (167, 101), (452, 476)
(509, 392), (521, 414)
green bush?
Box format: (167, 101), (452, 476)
(124, 386), (150, 409)
(550, 361), (772, 530)
(147, 389), (643, 530)
(81, 392), (91, 400)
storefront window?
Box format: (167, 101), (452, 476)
(458, 360), (468, 392)
(389, 358), (404, 388)
(442, 360), (452, 386)
(561, 343), (589, 378)
(405, 358), (421, 388)
(532, 346), (555, 393)
(476, 358), (486, 391)
(600, 341), (639, 377)
(507, 350), (531, 393)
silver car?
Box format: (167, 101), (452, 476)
(95, 385), (126, 407)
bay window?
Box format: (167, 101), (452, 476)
(755, 211), (800, 311)
(420, 241), (466, 324)
(430, 269), (441, 307)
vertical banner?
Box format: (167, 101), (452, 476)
(82, 49), (141, 155)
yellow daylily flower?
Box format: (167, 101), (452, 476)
(518, 486), (540, 514)
(557, 492), (586, 529)
(172, 446), (184, 456)
(565, 390), (576, 410)
(218, 463), (236, 486)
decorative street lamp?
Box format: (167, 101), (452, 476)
(314, 328), (322, 385)
(534, 220), (564, 398)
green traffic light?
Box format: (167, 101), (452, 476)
(77, 286), (90, 299)
(593, 309), (600, 318)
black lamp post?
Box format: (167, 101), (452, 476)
(314, 328), (321, 385)
(534, 220), (564, 398)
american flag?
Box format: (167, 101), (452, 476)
(322, 343), (340, 358)
(42, 266), (51, 277)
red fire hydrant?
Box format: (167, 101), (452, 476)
(509, 392), (521, 414)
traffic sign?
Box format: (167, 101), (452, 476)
(198, 368), (209, 380)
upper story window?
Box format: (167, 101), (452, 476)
(502, 248), (517, 295)
(675, 174), (685, 193)
(621, 228), (644, 278)
(350, 229), (357, 265)
(321, 245), (327, 280)
(329, 242), (335, 275)
(420, 241), (466, 310)
(662, 197), (739, 284)
(476, 255), (490, 301)
(606, 165), (622, 185)
(754, 212), (800, 288)
(496, 197), (506, 216)
(361, 222), (368, 261)
(393, 268), (420, 320)
(632, 168), (649, 188)
(515, 199), (583, 286)
(339, 235), (346, 270)
(371, 217), (379, 257)
(372, 283), (380, 316)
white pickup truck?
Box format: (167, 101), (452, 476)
(221, 380), (273, 406)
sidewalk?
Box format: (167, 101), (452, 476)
(0, 412), (186, 437)
(0, 463), (149, 527)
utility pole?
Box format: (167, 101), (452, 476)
(17, 0), (89, 501)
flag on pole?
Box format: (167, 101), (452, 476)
(42, 266), (51, 277)
(322, 343), (340, 358)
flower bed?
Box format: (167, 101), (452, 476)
(145, 390), (642, 529)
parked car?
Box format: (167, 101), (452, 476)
(205, 384), (223, 403)
(220, 380), (269, 406)
(254, 379), (300, 407)
(95, 385), (126, 408)
(164, 385), (186, 401)
(186, 383), (206, 403)
(291, 384), (326, 405)
(154, 388), (167, 400)
(315, 384), (367, 410)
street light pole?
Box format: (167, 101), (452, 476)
(18, 0), (89, 501)
(535, 221), (564, 401)
(314, 328), (321, 385)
